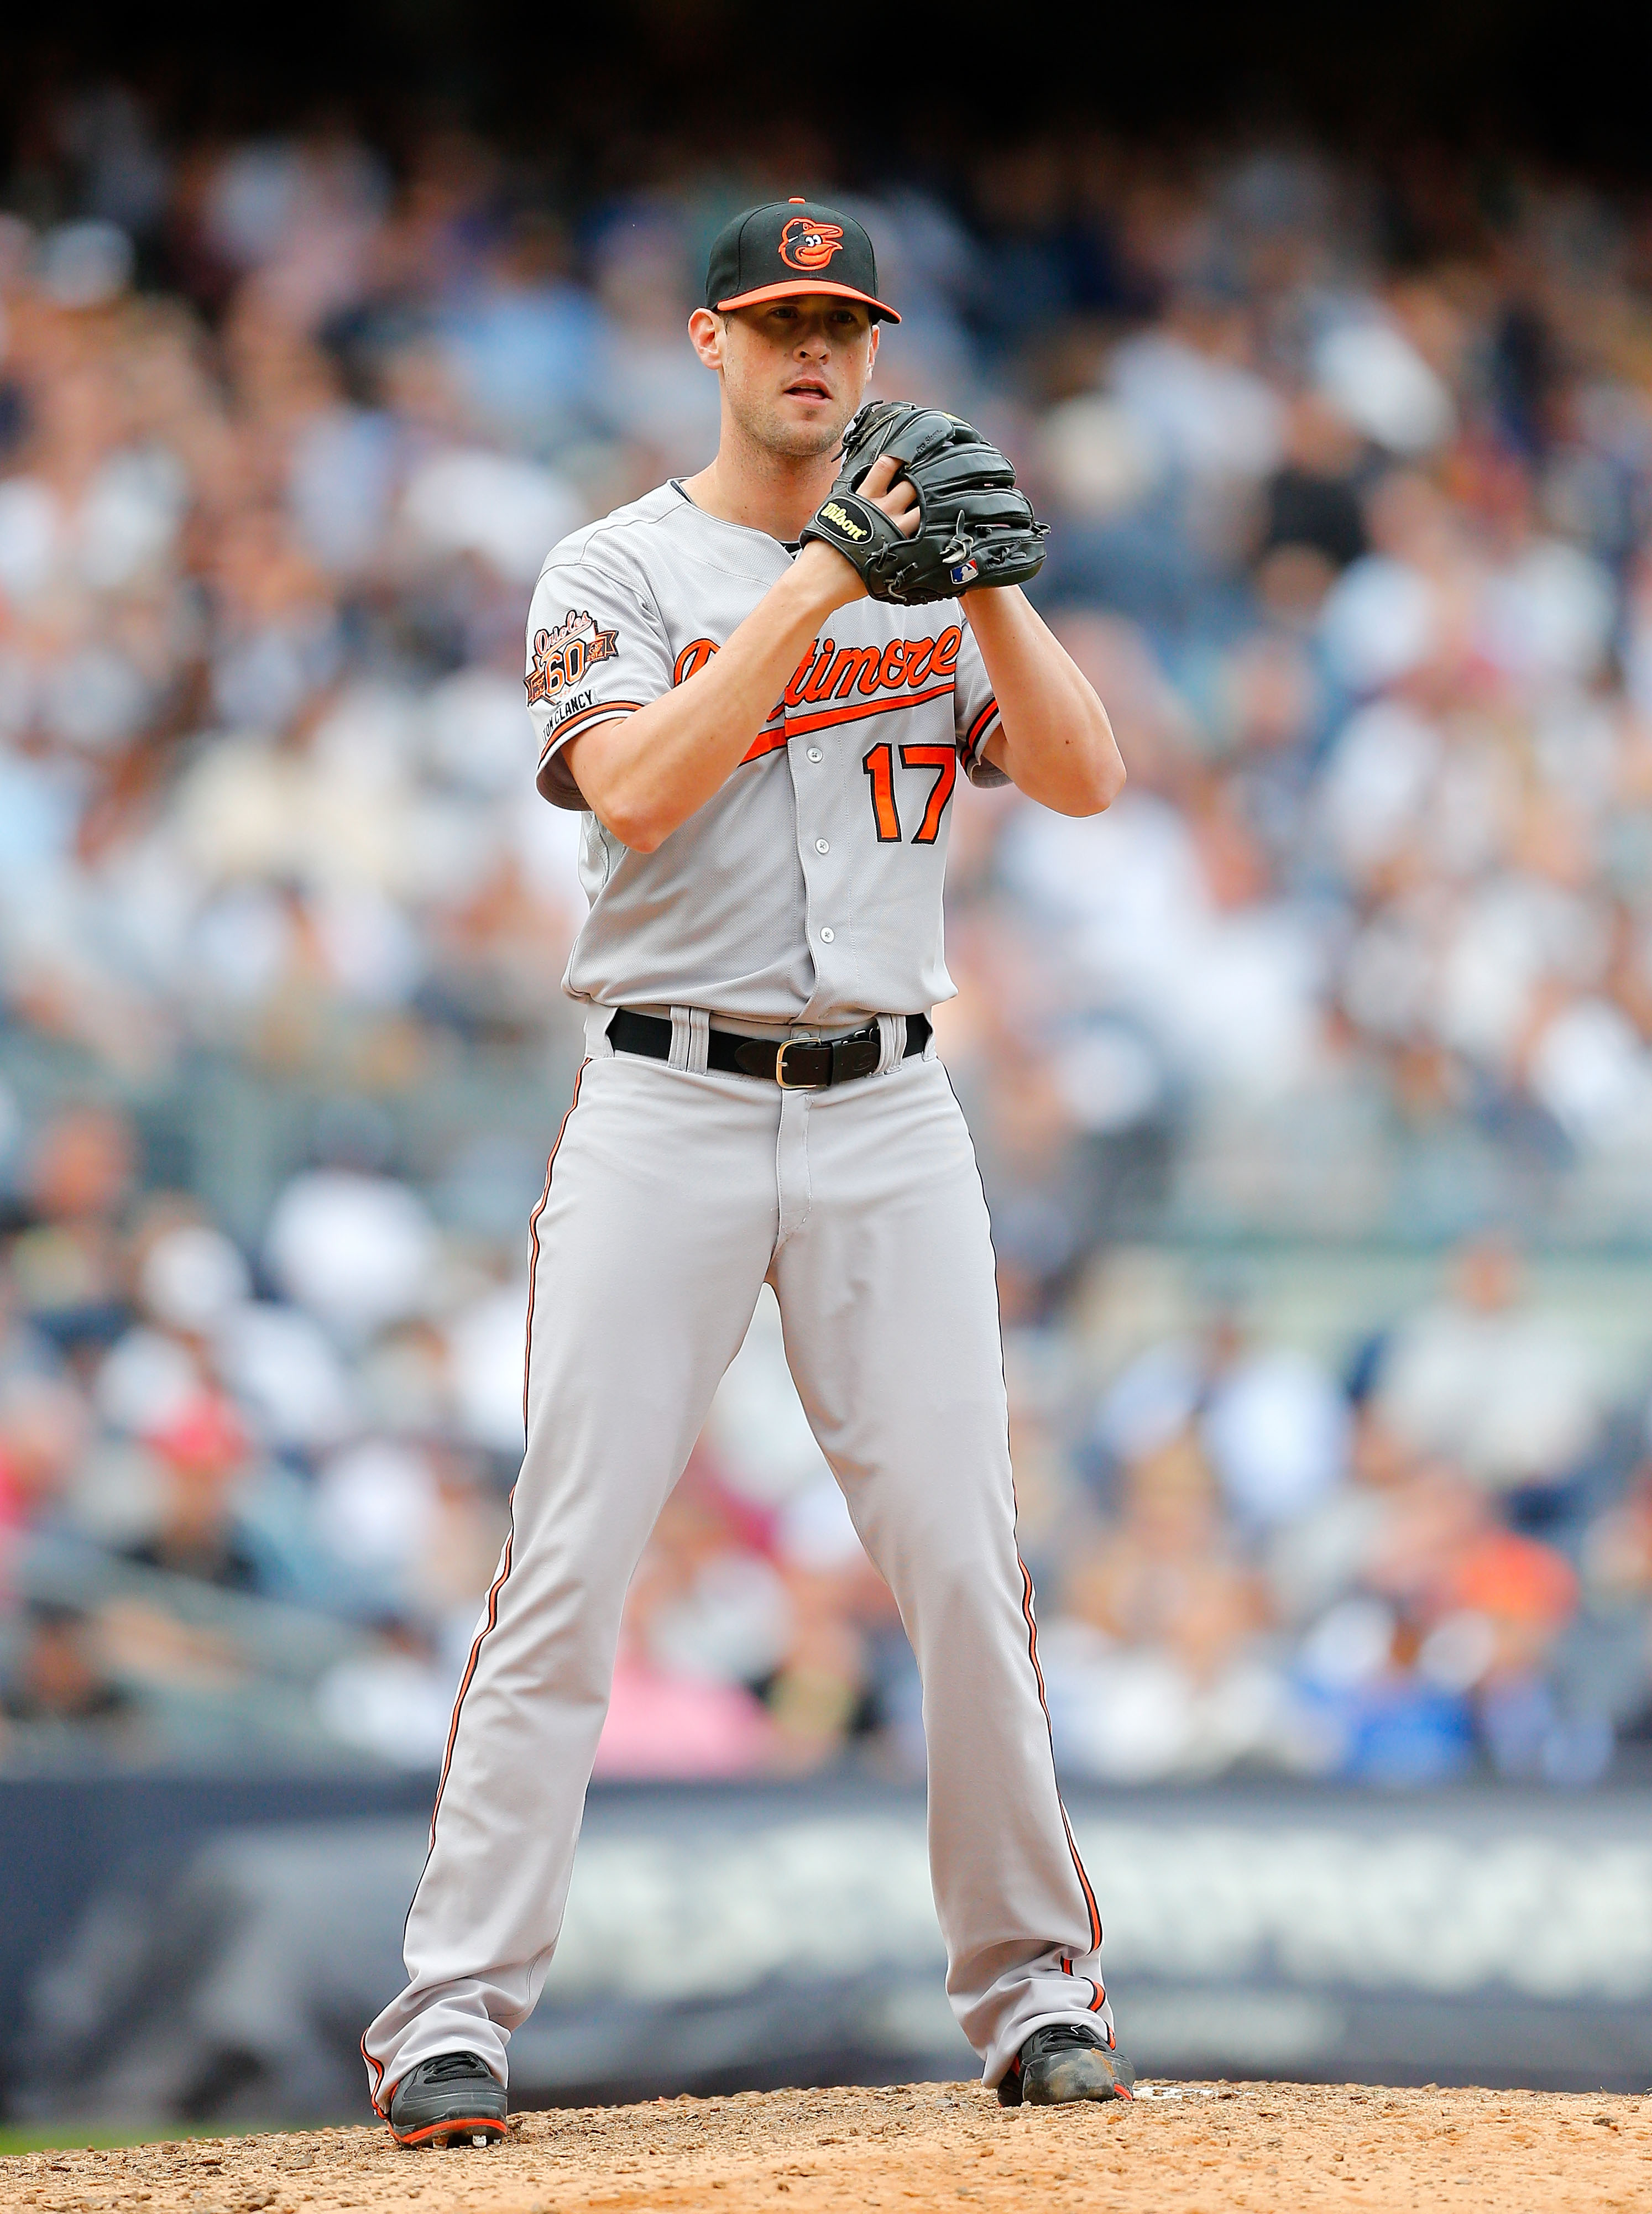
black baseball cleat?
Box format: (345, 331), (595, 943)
(388, 2050), (508, 2148)
(997, 2022), (1137, 2107)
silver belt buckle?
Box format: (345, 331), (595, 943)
(775, 1037), (826, 1090)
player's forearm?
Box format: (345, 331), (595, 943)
(968, 588), (1125, 815)
(566, 549), (855, 852)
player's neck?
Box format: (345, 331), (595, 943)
(681, 428), (840, 546)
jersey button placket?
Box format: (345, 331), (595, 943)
(796, 725), (850, 1011)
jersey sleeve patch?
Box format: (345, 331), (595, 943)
(526, 609), (620, 706)
(525, 561), (673, 812)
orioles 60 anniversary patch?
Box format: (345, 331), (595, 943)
(526, 610), (620, 705)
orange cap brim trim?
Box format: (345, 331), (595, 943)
(715, 279), (901, 323)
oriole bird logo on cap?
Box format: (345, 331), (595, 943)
(779, 218), (845, 272)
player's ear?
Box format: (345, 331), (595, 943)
(688, 307), (725, 370)
(867, 322), (880, 372)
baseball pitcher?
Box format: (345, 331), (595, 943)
(364, 197), (1133, 2147)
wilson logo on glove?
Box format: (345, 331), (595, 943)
(820, 501), (869, 541)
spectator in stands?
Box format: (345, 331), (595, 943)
(0, 1599), (134, 1734)
(119, 1396), (260, 1591)
(1373, 1236), (1606, 1503)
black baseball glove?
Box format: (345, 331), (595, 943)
(799, 402), (1049, 606)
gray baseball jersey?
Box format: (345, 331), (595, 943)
(525, 481), (1008, 1029)
(363, 478), (1120, 2122)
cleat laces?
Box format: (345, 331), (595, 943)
(420, 2051), (496, 2085)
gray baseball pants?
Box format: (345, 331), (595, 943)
(362, 1012), (1113, 2107)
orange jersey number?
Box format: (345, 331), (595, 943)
(900, 745), (958, 844)
(862, 741), (903, 842)
(862, 740), (959, 845)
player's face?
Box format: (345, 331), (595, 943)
(706, 297), (877, 459)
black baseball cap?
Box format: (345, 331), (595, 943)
(705, 198), (901, 324)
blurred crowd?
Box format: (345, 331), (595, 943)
(3, 88), (1652, 1781)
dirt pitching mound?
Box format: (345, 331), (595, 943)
(6, 2081), (1648, 2212)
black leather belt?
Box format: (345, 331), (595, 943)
(607, 1008), (930, 1090)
